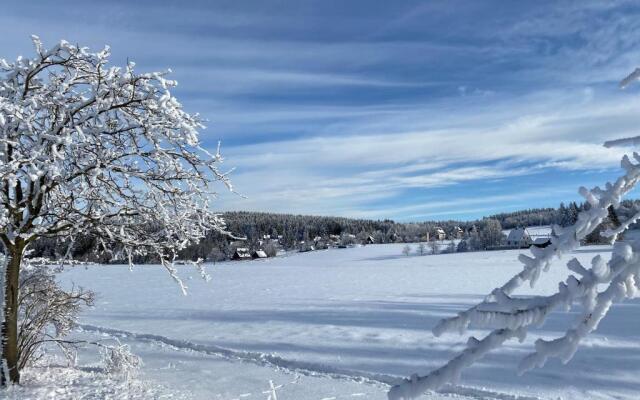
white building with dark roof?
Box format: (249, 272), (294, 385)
(506, 228), (532, 248)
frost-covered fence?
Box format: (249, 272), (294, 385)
(388, 70), (640, 400)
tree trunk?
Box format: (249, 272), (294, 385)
(1, 245), (22, 385)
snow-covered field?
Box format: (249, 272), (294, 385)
(43, 244), (640, 399)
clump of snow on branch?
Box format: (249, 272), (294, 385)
(620, 68), (640, 89)
(0, 36), (234, 291)
(388, 75), (640, 400)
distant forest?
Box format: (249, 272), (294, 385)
(29, 199), (640, 263)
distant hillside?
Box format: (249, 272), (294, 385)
(487, 199), (640, 230)
(28, 199), (640, 263)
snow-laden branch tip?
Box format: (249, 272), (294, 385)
(389, 68), (640, 400)
(603, 137), (640, 149)
(620, 67), (640, 89)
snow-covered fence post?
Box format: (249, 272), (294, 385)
(0, 36), (234, 384)
(388, 69), (640, 400)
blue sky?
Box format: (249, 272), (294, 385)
(2, 1), (640, 221)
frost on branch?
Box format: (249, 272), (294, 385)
(388, 75), (640, 400)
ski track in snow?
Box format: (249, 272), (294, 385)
(78, 323), (542, 400)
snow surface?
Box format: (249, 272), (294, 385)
(3, 356), (181, 400)
(48, 244), (640, 399)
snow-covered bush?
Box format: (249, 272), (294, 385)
(443, 241), (456, 254)
(101, 342), (142, 378)
(428, 241), (439, 255)
(402, 245), (412, 256)
(456, 240), (469, 252)
(0, 36), (233, 384)
(18, 260), (94, 370)
(388, 70), (640, 399)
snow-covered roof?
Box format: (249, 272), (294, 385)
(525, 225), (552, 237)
(253, 250), (268, 258)
(507, 227), (530, 242)
(234, 248), (251, 257)
(503, 225), (553, 240)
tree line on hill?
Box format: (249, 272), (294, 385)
(26, 199), (640, 263)
(486, 199), (639, 230)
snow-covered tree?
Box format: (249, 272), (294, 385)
(445, 240), (456, 254)
(427, 240), (439, 255)
(402, 245), (411, 256)
(479, 219), (504, 249)
(417, 243), (426, 256)
(388, 71), (640, 399)
(0, 36), (233, 384)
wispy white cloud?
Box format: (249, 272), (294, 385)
(2, 1), (640, 220)
(215, 88), (639, 219)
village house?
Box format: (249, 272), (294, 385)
(299, 241), (315, 252)
(232, 247), (252, 260)
(313, 236), (329, 250)
(506, 228), (533, 248)
(433, 227), (446, 241)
